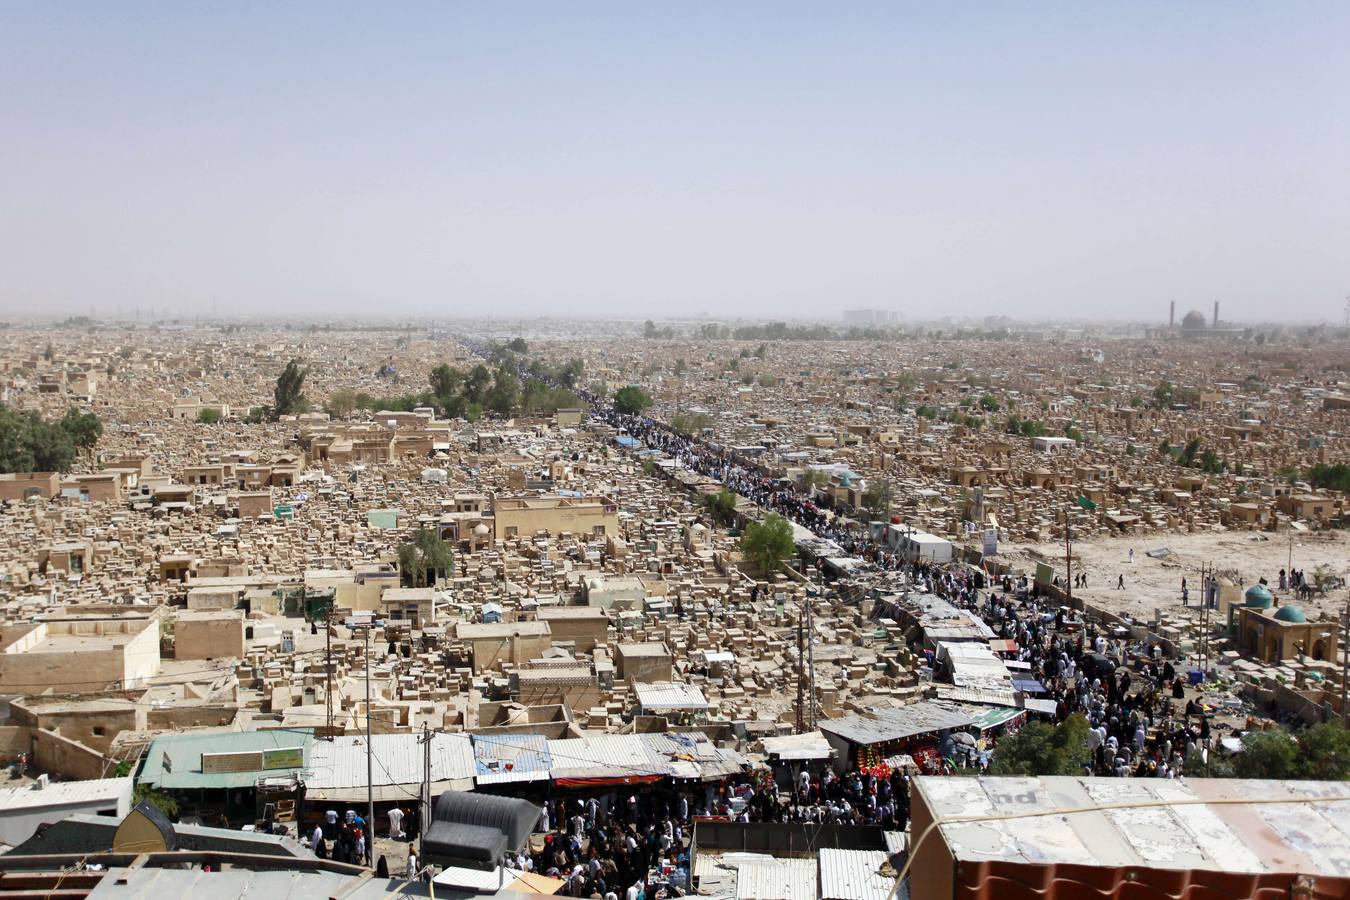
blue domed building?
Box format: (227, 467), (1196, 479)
(1235, 583), (1337, 663)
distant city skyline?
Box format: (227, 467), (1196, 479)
(1, 3), (1346, 323)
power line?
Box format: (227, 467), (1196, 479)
(0, 647), (331, 693)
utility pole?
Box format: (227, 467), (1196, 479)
(364, 624), (374, 867)
(1064, 504), (1073, 607)
(1341, 590), (1348, 727)
(807, 580), (817, 730)
(795, 601), (805, 733)
(420, 722), (433, 844)
(1204, 564), (1215, 674)
(324, 606), (334, 738)
(804, 591), (815, 734)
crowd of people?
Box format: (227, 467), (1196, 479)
(970, 586), (1211, 779)
(500, 763), (913, 899)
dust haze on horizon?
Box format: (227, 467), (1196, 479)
(1, 4), (1347, 326)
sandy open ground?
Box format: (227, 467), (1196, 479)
(1004, 529), (1350, 623)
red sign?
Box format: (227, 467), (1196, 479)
(909, 743), (943, 773)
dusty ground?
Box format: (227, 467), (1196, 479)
(1005, 528), (1350, 623)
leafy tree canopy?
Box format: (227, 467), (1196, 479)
(740, 513), (795, 576)
(612, 385), (652, 417)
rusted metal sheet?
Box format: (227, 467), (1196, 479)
(952, 860), (1350, 900)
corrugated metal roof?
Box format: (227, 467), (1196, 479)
(140, 729), (312, 790)
(307, 732), (474, 791)
(932, 684), (1020, 707)
(733, 858), (817, 900)
(0, 777), (131, 812)
(83, 866), (353, 900)
(917, 776), (1350, 878)
(472, 733), (552, 784)
(640, 732), (747, 781)
(761, 731), (834, 760)
(819, 702), (975, 746)
(430, 864), (509, 891)
(634, 682), (710, 710)
(818, 848), (893, 900)
(695, 853), (816, 900)
(547, 734), (666, 779)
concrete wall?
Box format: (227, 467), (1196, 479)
(32, 730), (107, 781)
(0, 627), (126, 694)
(335, 580), (384, 612)
(0, 473), (60, 501)
(0, 617), (160, 693)
(468, 633), (553, 673)
(175, 612), (246, 660)
(536, 611), (608, 654)
(494, 502), (618, 539)
(516, 675), (600, 711)
(9, 707), (141, 755)
(147, 705), (243, 731)
(616, 645), (673, 682)
(121, 620), (162, 688)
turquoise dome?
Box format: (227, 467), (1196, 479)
(1244, 584), (1273, 609)
(1273, 605), (1306, 624)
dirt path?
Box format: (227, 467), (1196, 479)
(1003, 529), (1350, 622)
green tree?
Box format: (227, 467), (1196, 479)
(740, 513), (795, 576)
(978, 395), (1000, 412)
(0, 406), (77, 473)
(1276, 464), (1301, 485)
(801, 469), (830, 492)
(325, 389), (358, 419)
(861, 479), (893, 518)
(506, 337), (528, 353)
(273, 360), (307, 417)
(1178, 438), (1202, 468)
(1152, 381), (1175, 408)
(989, 714), (1091, 776)
(397, 528), (455, 588)
(1198, 448), (1223, 474)
(60, 407), (102, 451)
(429, 364), (464, 405)
(612, 385), (652, 416)
(196, 408), (222, 425)
(557, 358), (584, 389)
(701, 488), (738, 527)
(464, 365), (492, 405)
(1307, 463), (1350, 493)
(133, 783), (179, 819)
(1294, 721), (1350, 780)
(1232, 730), (1297, 779)
(670, 412), (713, 436)
(485, 366), (520, 417)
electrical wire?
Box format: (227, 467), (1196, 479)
(0, 646), (330, 693)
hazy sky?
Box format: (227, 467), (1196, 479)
(2, 3), (1347, 323)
